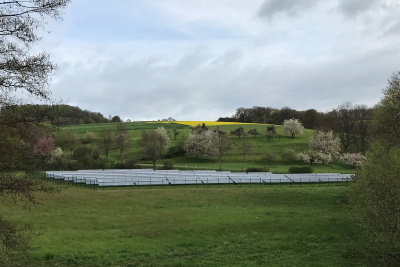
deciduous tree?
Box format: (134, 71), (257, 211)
(34, 136), (55, 161)
(240, 133), (251, 172)
(230, 127), (245, 139)
(213, 127), (232, 171)
(138, 127), (171, 169)
(350, 71), (400, 264)
(282, 118), (304, 138)
(248, 128), (261, 138)
(99, 128), (114, 160)
(0, 1), (70, 263)
(184, 130), (217, 159)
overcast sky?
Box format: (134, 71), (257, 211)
(42, 0), (400, 121)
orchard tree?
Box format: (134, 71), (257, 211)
(266, 126), (276, 142)
(115, 132), (130, 163)
(0, 1), (71, 265)
(173, 127), (180, 140)
(230, 127), (245, 139)
(99, 128), (114, 159)
(213, 127), (232, 171)
(298, 131), (340, 165)
(283, 118), (304, 138)
(248, 128), (261, 138)
(240, 133), (252, 172)
(298, 150), (331, 165)
(115, 123), (130, 162)
(184, 130), (217, 159)
(138, 127), (171, 169)
(34, 136), (55, 161)
(309, 131), (341, 158)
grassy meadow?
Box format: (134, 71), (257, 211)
(60, 121), (354, 174)
(2, 185), (368, 266)
(1, 122), (367, 266)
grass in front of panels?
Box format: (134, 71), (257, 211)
(1, 186), (368, 266)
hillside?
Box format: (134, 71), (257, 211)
(54, 121), (354, 174)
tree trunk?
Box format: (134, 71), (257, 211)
(153, 160), (157, 170)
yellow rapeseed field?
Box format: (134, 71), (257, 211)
(151, 121), (270, 127)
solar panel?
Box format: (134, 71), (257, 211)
(46, 169), (353, 187)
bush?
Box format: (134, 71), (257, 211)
(165, 142), (185, 158)
(163, 160), (174, 170)
(261, 152), (276, 164)
(246, 167), (270, 172)
(81, 131), (95, 144)
(288, 166), (314, 173)
(281, 149), (297, 162)
(73, 146), (99, 160)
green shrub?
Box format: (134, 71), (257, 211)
(163, 160), (174, 170)
(289, 166), (314, 173)
(261, 152), (276, 164)
(281, 149), (297, 162)
(73, 146), (99, 160)
(165, 142), (185, 158)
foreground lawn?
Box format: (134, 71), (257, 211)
(2, 185), (366, 266)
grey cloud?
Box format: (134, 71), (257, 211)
(51, 40), (399, 120)
(337, 0), (379, 18)
(258, 0), (321, 18)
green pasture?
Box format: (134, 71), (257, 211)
(59, 122), (354, 174)
(1, 185), (368, 266)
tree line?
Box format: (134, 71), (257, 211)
(0, 104), (113, 125)
(219, 103), (373, 153)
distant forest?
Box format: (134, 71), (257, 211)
(218, 105), (373, 131)
(0, 104), (112, 125)
(1, 103), (374, 133)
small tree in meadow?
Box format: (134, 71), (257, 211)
(298, 131), (340, 165)
(138, 127), (171, 169)
(248, 128), (261, 138)
(283, 118), (304, 138)
(240, 133), (252, 172)
(230, 127), (245, 139)
(34, 136), (55, 162)
(184, 130), (217, 159)
(213, 127), (232, 171)
(115, 132), (130, 163)
(266, 126), (276, 142)
(173, 127), (180, 140)
(99, 128), (114, 160)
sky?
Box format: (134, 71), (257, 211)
(41, 0), (400, 121)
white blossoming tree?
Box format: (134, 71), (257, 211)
(283, 118), (304, 138)
(184, 130), (218, 159)
(298, 131), (341, 165)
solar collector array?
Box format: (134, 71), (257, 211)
(46, 170), (352, 187)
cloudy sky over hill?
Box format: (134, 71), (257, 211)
(43, 0), (400, 121)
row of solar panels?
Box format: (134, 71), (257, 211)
(45, 169), (353, 187)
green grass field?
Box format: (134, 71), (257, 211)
(59, 121), (355, 174)
(1, 185), (368, 266)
